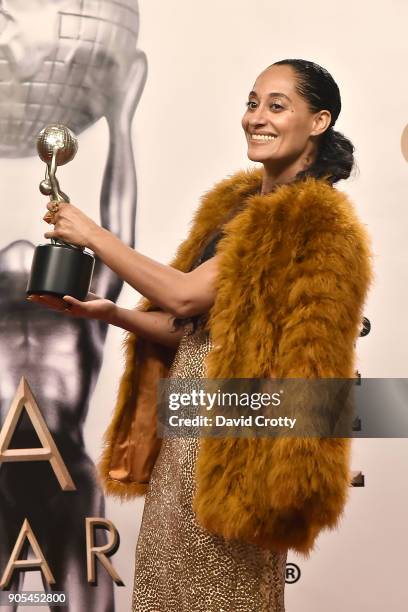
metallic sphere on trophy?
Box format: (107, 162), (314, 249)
(0, 0), (141, 157)
(37, 124), (78, 166)
(37, 124), (78, 198)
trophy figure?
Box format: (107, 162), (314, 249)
(26, 124), (95, 302)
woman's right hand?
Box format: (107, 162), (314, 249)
(26, 292), (116, 322)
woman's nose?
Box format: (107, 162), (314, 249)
(248, 104), (268, 127)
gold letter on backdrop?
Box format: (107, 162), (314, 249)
(0, 518), (56, 588)
(0, 376), (76, 491)
(86, 518), (124, 586)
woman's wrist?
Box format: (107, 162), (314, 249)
(87, 224), (109, 254)
(103, 302), (120, 325)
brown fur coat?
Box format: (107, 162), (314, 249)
(98, 167), (373, 557)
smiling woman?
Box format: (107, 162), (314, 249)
(241, 59), (355, 193)
(106, 60), (371, 612)
(32, 58), (373, 612)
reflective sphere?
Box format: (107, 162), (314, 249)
(0, 0), (140, 157)
(39, 179), (53, 195)
(37, 124), (78, 166)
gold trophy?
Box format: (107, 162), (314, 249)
(26, 124), (95, 302)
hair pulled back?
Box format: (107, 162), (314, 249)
(271, 58), (355, 184)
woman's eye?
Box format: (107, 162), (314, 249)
(245, 101), (283, 110)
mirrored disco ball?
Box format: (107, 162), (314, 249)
(0, 0), (140, 157)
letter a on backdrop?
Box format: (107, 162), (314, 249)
(0, 376), (76, 490)
(0, 518), (56, 588)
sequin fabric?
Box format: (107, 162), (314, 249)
(131, 321), (287, 612)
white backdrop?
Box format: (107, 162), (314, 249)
(0, 1), (407, 610)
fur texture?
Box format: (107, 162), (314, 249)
(98, 167), (373, 556)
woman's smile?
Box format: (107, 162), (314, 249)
(249, 133), (278, 143)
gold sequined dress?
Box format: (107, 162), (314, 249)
(131, 318), (287, 612)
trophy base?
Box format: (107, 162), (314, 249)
(26, 243), (95, 301)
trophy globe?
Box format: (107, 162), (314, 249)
(26, 123), (95, 301)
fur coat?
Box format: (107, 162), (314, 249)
(98, 167), (373, 557)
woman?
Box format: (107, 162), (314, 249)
(30, 59), (373, 611)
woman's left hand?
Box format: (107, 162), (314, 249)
(43, 201), (100, 248)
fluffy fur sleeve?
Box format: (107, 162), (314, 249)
(193, 184), (374, 557)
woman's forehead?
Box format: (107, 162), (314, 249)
(252, 64), (297, 96)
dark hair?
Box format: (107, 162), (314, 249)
(270, 58), (356, 184)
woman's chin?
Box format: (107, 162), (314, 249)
(247, 149), (275, 163)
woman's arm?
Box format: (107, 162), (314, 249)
(107, 307), (186, 349)
(28, 292), (186, 349)
(29, 242), (219, 347)
(88, 227), (219, 317)
(43, 202), (219, 318)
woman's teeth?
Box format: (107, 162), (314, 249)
(251, 134), (277, 141)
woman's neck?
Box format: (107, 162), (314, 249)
(260, 149), (315, 194)
(261, 175), (296, 195)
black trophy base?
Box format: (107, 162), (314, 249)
(26, 242), (95, 301)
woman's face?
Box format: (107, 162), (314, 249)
(241, 64), (330, 169)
